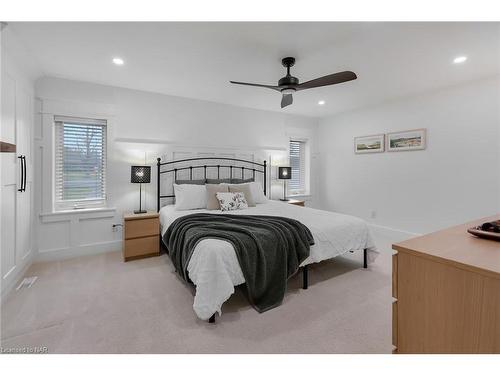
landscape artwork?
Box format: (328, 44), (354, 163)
(386, 128), (426, 151)
(354, 134), (385, 154)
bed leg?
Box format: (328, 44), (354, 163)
(208, 314), (216, 323)
(302, 265), (308, 289)
(363, 248), (368, 269)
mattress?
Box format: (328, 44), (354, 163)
(160, 200), (377, 320)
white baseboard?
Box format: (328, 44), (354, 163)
(368, 223), (421, 242)
(36, 240), (122, 262)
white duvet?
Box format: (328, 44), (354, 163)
(160, 200), (377, 320)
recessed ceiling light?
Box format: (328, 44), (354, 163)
(318, 100), (325, 105)
(112, 57), (124, 65)
(453, 56), (467, 64)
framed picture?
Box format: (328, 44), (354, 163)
(386, 128), (426, 151)
(354, 134), (385, 154)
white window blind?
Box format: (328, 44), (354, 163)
(289, 140), (306, 193)
(54, 116), (107, 210)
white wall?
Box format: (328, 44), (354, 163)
(35, 77), (319, 260)
(317, 77), (500, 235)
(32, 72), (500, 259)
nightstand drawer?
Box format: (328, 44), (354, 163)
(124, 235), (159, 260)
(125, 217), (159, 239)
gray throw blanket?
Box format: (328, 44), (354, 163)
(164, 213), (314, 313)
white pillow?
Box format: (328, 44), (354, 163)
(248, 182), (267, 204)
(222, 181), (267, 204)
(174, 184), (207, 210)
(216, 192), (248, 211)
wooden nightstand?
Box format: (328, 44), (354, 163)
(285, 199), (305, 207)
(123, 211), (160, 262)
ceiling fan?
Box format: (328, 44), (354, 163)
(230, 57), (357, 108)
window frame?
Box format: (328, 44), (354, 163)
(53, 115), (108, 212)
(288, 138), (308, 196)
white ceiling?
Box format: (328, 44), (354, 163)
(8, 22), (500, 117)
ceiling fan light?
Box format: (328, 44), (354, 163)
(281, 88), (295, 95)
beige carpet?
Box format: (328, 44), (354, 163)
(1, 232), (394, 353)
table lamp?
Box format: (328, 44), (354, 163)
(131, 165), (151, 214)
(278, 166), (291, 201)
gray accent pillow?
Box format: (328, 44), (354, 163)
(175, 179), (206, 185)
(206, 184), (229, 210)
(230, 178), (255, 184)
(206, 178), (232, 184)
(228, 183), (255, 207)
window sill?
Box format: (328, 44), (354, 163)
(40, 207), (117, 223)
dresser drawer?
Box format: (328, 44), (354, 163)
(392, 253), (398, 299)
(125, 217), (159, 239)
(123, 235), (159, 260)
(392, 300), (398, 348)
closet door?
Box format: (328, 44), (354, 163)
(1, 75), (33, 285)
(1, 74), (18, 280)
(15, 86), (33, 263)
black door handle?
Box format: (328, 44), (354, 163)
(22, 155), (27, 192)
(18, 155), (24, 192)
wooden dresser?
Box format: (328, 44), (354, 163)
(123, 211), (160, 262)
(392, 215), (500, 353)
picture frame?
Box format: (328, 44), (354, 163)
(354, 134), (385, 154)
(386, 128), (427, 151)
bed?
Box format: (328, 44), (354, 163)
(156, 156), (377, 322)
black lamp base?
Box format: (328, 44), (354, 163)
(281, 179), (289, 201)
(134, 182), (147, 214)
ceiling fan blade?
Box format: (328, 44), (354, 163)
(296, 71), (357, 91)
(230, 81), (281, 91)
(281, 94), (293, 108)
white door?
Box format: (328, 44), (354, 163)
(15, 86), (33, 263)
(1, 74), (33, 284)
(1, 74), (18, 280)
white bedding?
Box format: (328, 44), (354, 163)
(160, 200), (377, 320)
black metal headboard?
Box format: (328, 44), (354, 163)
(156, 157), (267, 212)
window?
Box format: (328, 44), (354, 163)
(289, 139), (306, 194)
(54, 116), (107, 211)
